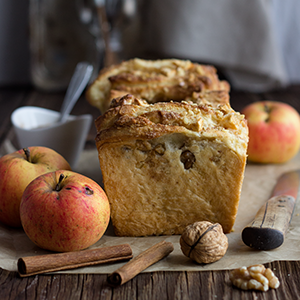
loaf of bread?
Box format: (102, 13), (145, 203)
(86, 58), (230, 112)
(95, 94), (248, 236)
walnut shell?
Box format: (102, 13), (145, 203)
(180, 221), (228, 264)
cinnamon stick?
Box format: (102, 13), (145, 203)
(107, 240), (174, 286)
(18, 244), (133, 277)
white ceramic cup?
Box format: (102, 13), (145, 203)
(11, 106), (93, 169)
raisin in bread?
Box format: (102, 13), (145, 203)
(95, 94), (248, 236)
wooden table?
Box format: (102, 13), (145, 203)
(1, 85), (300, 300)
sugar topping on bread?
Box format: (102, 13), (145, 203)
(96, 94), (248, 157)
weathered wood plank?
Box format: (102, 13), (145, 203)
(230, 90), (263, 113)
(1, 263), (299, 300)
(230, 85), (300, 114)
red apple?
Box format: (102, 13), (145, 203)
(20, 170), (110, 252)
(0, 147), (71, 227)
(242, 101), (300, 163)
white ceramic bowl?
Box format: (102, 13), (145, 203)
(11, 106), (93, 169)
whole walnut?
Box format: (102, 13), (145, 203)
(180, 221), (228, 264)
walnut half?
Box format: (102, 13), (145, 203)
(230, 264), (280, 292)
(180, 221), (228, 264)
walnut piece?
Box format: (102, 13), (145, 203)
(180, 221), (228, 264)
(230, 264), (280, 292)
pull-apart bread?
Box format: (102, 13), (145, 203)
(86, 58), (230, 113)
(95, 94), (248, 236)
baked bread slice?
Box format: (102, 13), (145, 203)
(86, 58), (230, 112)
(95, 94), (248, 236)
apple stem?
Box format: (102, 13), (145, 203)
(264, 104), (271, 122)
(55, 174), (65, 191)
(23, 148), (31, 163)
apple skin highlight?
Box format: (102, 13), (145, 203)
(242, 101), (300, 163)
(20, 170), (110, 252)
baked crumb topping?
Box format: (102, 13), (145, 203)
(95, 94), (248, 156)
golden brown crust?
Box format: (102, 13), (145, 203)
(86, 58), (230, 112)
(95, 95), (248, 236)
(186, 90), (229, 106)
(96, 94), (247, 153)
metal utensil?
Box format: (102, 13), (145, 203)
(242, 170), (300, 250)
(58, 62), (93, 123)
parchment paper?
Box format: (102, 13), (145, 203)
(1, 142), (300, 274)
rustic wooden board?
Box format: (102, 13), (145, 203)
(1, 261), (300, 299)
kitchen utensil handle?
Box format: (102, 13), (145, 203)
(59, 62), (93, 123)
(242, 195), (295, 250)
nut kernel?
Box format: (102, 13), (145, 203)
(230, 264), (280, 292)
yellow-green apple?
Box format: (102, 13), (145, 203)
(0, 147), (71, 227)
(20, 170), (110, 252)
(242, 101), (300, 163)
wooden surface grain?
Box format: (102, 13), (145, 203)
(2, 261), (300, 300)
(1, 84), (300, 299)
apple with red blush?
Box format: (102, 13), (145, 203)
(0, 146), (71, 227)
(242, 101), (300, 163)
(20, 170), (110, 252)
